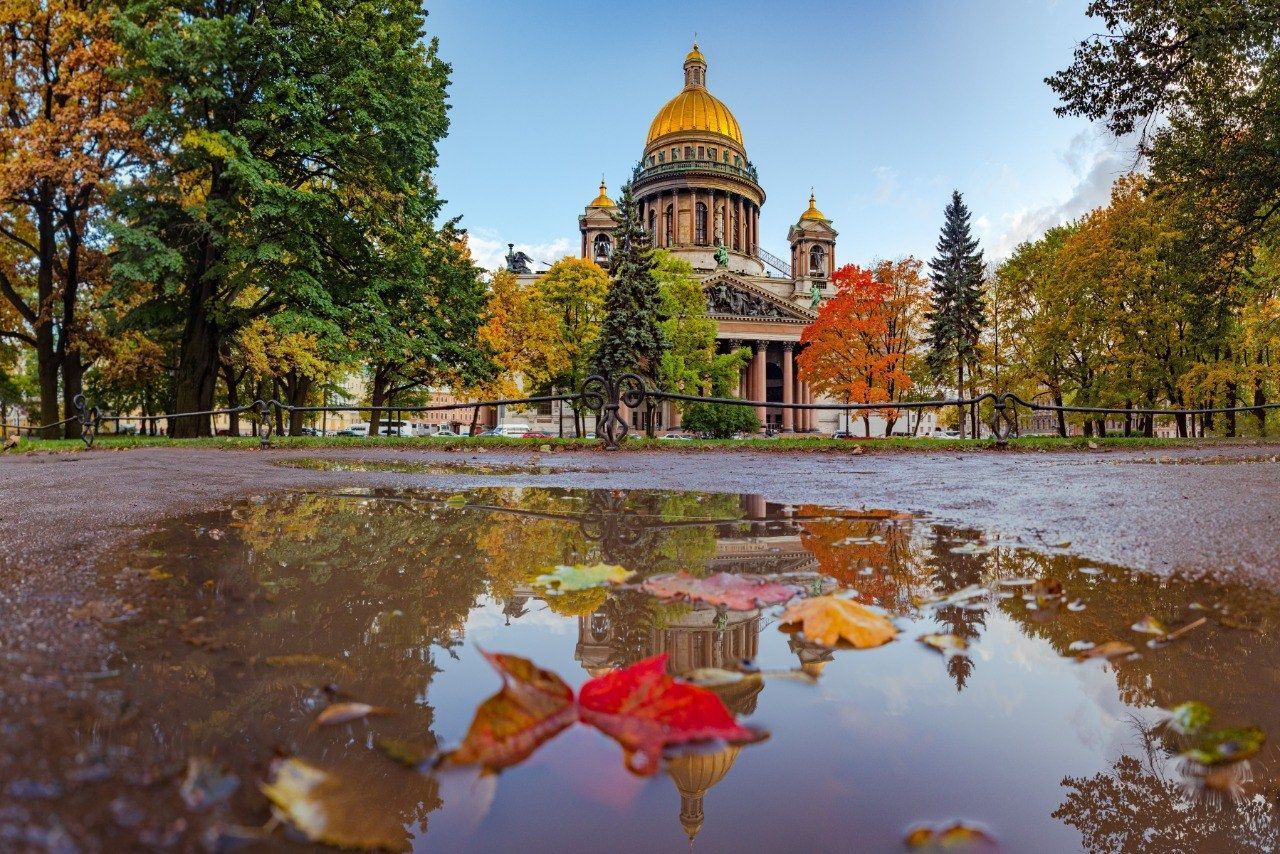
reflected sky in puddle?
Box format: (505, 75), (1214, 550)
(62, 488), (1280, 851)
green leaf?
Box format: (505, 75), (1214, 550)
(1168, 701), (1213, 736)
(533, 563), (634, 592)
(1182, 726), (1265, 766)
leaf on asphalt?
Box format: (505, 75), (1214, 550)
(533, 563), (634, 592)
(1167, 701), (1214, 736)
(641, 571), (802, 610)
(179, 756), (239, 811)
(1130, 615), (1169, 635)
(905, 820), (998, 850)
(1075, 641), (1136, 661)
(439, 651), (576, 771)
(374, 737), (436, 768)
(1182, 726), (1266, 766)
(918, 633), (968, 656)
(312, 702), (391, 730)
(779, 596), (898, 648)
(577, 653), (763, 776)
(261, 758), (410, 852)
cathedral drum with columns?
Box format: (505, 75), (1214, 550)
(521, 42), (869, 435)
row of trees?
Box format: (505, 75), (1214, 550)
(1, 0), (493, 438)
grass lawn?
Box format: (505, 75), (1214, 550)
(3, 432), (1270, 456)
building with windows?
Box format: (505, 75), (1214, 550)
(512, 43), (926, 436)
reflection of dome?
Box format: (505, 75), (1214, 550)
(646, 45), (744, 147)
(668, 746), (742, 841)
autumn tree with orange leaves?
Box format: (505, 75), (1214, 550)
(798, 264), (913, 437)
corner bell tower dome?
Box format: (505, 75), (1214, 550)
(646, 43), (744, 148)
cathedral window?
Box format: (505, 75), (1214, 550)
(593, 234), (612, 263)
(684, 146), (693, 159)
(664, 204), (674, 246)
(810, 245), (826, 276)
(697, 146), (704, 158)
(695, 203), (707, 245)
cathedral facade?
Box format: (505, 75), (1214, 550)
(514, 44), (851, 433)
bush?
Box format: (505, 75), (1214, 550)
(680, 402), (761, 438)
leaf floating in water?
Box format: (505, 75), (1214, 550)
(1130, 615), (1169, 635)
(1030, 577), (1063, 600)
(1168, 701), (1214, 736)
(440, 651), (576, 771)
(1075, 641), (1136, 662)
(1078, 566), (1102, 576)
(1067, 599), (1087, 612)
(261, 759), (411, 852)
(998, 578), (1034, 588)
(444, 494), (468, 508)
(641, 572), (802, 611)
(533, 563), (634, 593)
(1182, 726), (1266, 767)
(905, 819), (998, 851)
(918, 634), (968, 656)
(913, 584), (987, 609)
(312, 702), (392, 730)
(779, 596), (898, 648)
(577, 654), (763, 776)
(1067, 640), (1095, 653)
(682, 667), (755, 688)
(374, 737), (436, 768)
(1152, 616), (1208, 646)
(179, 756), (239, 811)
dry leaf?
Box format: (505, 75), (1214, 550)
(905, 819), (998, 850)
(312, 702), (391, 730)
(918, 633), (968, 656)
(1130, 615), (1169, 635)
(261, 758), (411, 852)
(1075, 641), (1136, 661)
(779, 596), (897, 648)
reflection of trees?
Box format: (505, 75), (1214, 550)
(1055, 719), (1279, 853)
(925, 526), (990, 691)
(796, 508), (925, 612)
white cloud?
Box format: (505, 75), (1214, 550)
(985, 130), (1143, 260)
(466, 227), (575, 274)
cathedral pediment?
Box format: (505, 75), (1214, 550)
(701, 273), (815, 323)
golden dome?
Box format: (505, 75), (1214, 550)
(800, 192), (827, 221)
(588, 179), (615, 208)
(646, 48), (744, 147)
(668, 746), (742, 842)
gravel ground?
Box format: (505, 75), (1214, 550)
(1, 442), (1278, 846)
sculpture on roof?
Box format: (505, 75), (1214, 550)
(505, 243), (533, 274)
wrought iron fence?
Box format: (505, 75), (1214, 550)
(2, 377), (1277, 451)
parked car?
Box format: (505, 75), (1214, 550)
(490, 423), (531, 438)
(831, 430), (858, 440)
(430, 427), (461, 438)
(930, 428), (962, 439)
(338, 422), (370, 438)
(660, 432), (694, 441)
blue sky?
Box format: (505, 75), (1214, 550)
(427, 0), (1135, 272)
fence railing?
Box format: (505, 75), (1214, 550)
(2, 379), (1277, 451)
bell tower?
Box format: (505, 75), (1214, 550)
(579, 179), (619, 268)
(787, 192), (838, 298)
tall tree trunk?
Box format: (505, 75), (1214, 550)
(369, 367), (389, 436)
(1255, 378), (1267, 437)
(1225, 380), (1238, 437)
(171, 268), (220, 437)
(286, 372), (313, 436)
(220, 348), (240, 436)
(1054, 392), (1067, 438)
(34, 196), (60, 438)
(956, 362), (966, 440)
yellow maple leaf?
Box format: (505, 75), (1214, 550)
(779, 596), (897, 648)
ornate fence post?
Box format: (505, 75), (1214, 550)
(581, 373), (649, 450)
(72, 393), (99, 450)
(989, 393), (1017, 448)
(254, 400), (275, 449)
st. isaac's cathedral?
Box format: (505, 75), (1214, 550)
(513, 43), (841, 434)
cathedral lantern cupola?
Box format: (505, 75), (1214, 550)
(579, 178), (619, 267)
(787, 192), (838, 298)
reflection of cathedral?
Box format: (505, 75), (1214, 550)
(516, 44), (846, 434)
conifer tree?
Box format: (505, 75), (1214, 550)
(924, 191), (986, 437)
(593, 181), (667, 386)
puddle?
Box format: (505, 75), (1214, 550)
(272, 457), (602, 476)
(21, 488), (1280, 851)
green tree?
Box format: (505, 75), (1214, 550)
(536, 256), (609, 436)
(653, 249), (748, 400)
(112, 0), (452, 436)
(593, 182), (666, 385)
(924, 191), (986, 437)
(680, 402), (760, 438)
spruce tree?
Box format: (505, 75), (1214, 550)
(593, 181), (667, 386)
(924, 190), (986, 437)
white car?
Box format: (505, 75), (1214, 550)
(491, 423), (531, 437)
(930, 429), (961, 439)
(341, 422), (370, 437)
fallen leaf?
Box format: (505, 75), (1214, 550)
(179, 757), (239, 811)
(577, 653), (762, 776)
(779, 596), (898, 648)
(905, 820), (998, 850)
(1168, 701), (1213, 736)
(1182, 726), (1265, 766)
(1075, 641), (1136, 661)
(912, 584), (987, 608)
(533, 563), (634, 592)
(261, 759), (411, 852)
(374, 737), (435, 768)
(1030, 577), (1063, 599)
(440, 651), (576, 771)
(540, 586), (608, 617)
(312, 702), (391, 730)
(444, 494), (467, 508)
(1130, 615), (1169, 635)
(1155, 616), (1208, 644)
(641, 572), (802, 610)
(918, 633), (968, 656)
(3, 435), (19, 451)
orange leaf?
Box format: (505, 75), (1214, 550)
(311, 702), (391, 730)
(779, 595), (898, 648)
(577, 654), (762, 776)
(440, 651), (576, 771)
